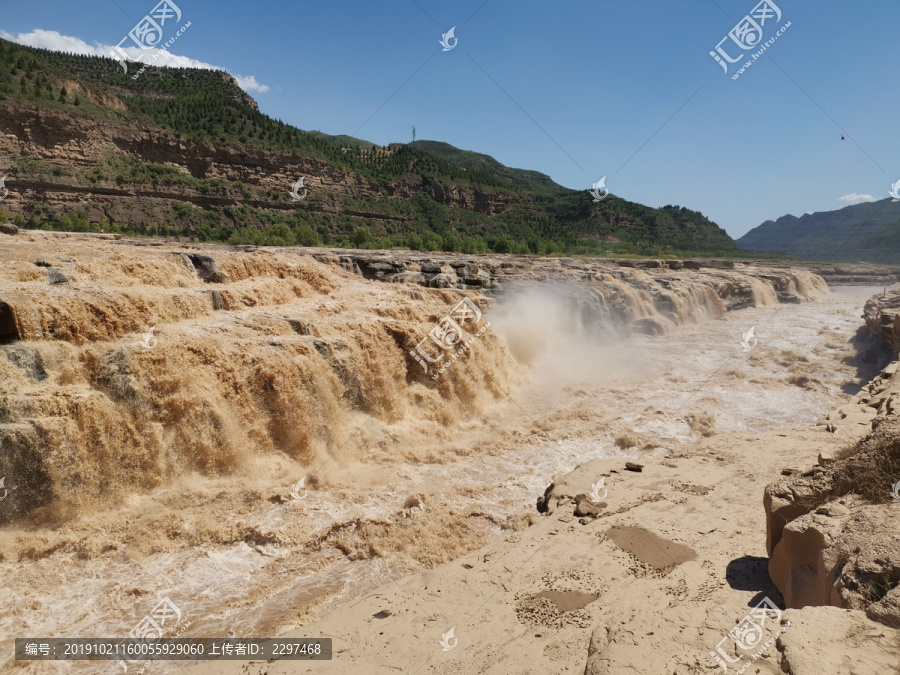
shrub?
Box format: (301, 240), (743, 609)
(351, 226), (371, 247)
(296, 225), (320, 247)
(833, 418), (900, 504)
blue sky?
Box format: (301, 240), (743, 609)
(2, 0), (898, 238)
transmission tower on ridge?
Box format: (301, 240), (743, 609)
(412, 126), (416, 143)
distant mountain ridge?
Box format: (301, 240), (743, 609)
(0, 37), (741, 256)
(737, 199), (900, 263)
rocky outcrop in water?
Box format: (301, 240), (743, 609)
(864, 289), (900, 356)
(312, 250), (828, 336)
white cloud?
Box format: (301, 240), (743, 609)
(0, 29), (107, 57)
(838, 193), (877, 204)
(0, 29), (269, 95)
(234, 75), (270, 94)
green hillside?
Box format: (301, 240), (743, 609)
(737, 200), (900, 263)
(0, 37), (742, 257)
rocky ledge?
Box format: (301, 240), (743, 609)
(307, 250), (900, 289)
(0, 233), (831, 346)
(768, 362), (900, 623)
(309, 251), (743, 290)
(864, 289), (900, 357)
(306, 249), (832, 335)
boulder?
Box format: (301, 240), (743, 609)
(866, 586), (900, 628)
(763, 475), (830, 556)
(173, 253), (228, 283)
(583, 621), (610, 675)
(361, 262), (396, 280)
(817, 447), (838, 467)
(426, 273), (458, 289)
(461, 268), (492, 288)
(0, 223), (17, 235)
(536, 483), (556, 515)
(573, 495), (601, 517)
(768, 511), (844, 608)
(768, 501), (900, 624)
(706, 259), (736, 269)
(46, 268), (69, 285)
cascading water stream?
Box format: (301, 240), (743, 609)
(0, 235), (873, 673)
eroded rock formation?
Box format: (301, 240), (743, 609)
(865, 289), (900, 356)
(765, 363), (900, 629)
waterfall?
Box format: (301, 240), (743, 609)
(0, 238), (828, 524)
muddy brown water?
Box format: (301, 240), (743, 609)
(1, 272), (895, 673)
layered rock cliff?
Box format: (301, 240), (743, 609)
(0, 37), (744, 255)
(865, 289), (900, 357)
